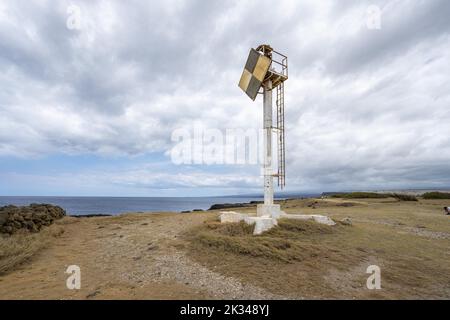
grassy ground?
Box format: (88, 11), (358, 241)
(0, 197), (449, 299)
(0, 224), (65, 275)
(184, 197), (450, 299)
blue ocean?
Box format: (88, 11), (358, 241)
(0, 196), (283, 216)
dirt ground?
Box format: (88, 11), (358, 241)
(0, 198), (449, 299)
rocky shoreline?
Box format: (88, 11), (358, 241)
(0, 204), (66, 234)
(207, 200), (263, 211)
(71, 214), (112, 218)
(180, 199), (301, 213)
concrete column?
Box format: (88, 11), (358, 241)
(263, 80), (273, 206)
(257, 80), (282, 218)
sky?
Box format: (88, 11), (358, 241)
(0, 0), (449, 197)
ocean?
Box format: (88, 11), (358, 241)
(0, 196), (283, 216)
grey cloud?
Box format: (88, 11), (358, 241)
(326, 0), (450, 75)
(0, 0), (449, 192)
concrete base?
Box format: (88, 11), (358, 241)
(219, 211), (248, 223)
(219, 211), (336, 235)
(244, 217), (278, 235)
(219, 211), (278, 235)
(257, 204), (283, 218)
(281, 213), (336, 226)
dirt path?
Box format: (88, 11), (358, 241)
(2, 198), (449, 299)
(0, 211), (284, 299)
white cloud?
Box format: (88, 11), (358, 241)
(0, 0), (449, 194)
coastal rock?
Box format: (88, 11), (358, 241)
(209, 203), (253, 210)
(71, 214), (112, 218)
(0, 212), (8, 225)
(0, 204), (66, 234)
(209, 200), (282, 211)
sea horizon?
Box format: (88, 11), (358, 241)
(0, 194), (320, 216)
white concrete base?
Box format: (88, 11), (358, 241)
(219, 211), (336, 236)
(219, 211), (278, 235)
(281, 213), (336, 226)
(219, 211), (248, 223)
(244, 216), (278, 235)
(256, 204), (284, 218)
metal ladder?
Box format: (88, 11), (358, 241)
(276, 82), (285, 189)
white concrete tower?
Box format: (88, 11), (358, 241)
(257, 79), (282, 218)
(238, 45), (288, 219)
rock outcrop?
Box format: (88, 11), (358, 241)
(208, 201), (265, 211)
(0, 204), (66, 234)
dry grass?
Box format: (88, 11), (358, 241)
(1, 199), (448, 299)
(184, 198), (450, 299)
(54, 216), (80, 225)
(190, 219), (341, 263)
(0, 225), (65, 275)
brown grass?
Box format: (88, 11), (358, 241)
(0, 225), (65, 275)
(190, 219), (347, 265)
(184, 198), (450, 299)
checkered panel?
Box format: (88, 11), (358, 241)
(238, 49), (271, 100)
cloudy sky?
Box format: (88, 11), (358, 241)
(0, 0), (449, 196)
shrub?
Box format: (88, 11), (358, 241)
(422, 192), (450, 199)
(331, 192), (390, 199)
(390, 193), (418, 201)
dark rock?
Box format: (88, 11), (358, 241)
(0, 213), (8, 225)
(86, 290), (101, 299)
(23, 213), (33, 220)
(71, 214), (112, 218)
(24, 220), (35, 230)
(0, 204), (66, 234)
(3, 226), (13, 234)
(208, 203), (254, 210)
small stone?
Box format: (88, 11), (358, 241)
(86, 290), (101, 299)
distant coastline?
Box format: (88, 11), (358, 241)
(2, 190), (447, 216)
(0, 195), (302, 216)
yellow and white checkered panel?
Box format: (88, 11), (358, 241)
(238, 49), (271, 100)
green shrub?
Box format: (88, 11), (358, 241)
(422, 192), (450, 199)
(390, 193), (418, 201)
(331, 192), (390, 199)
